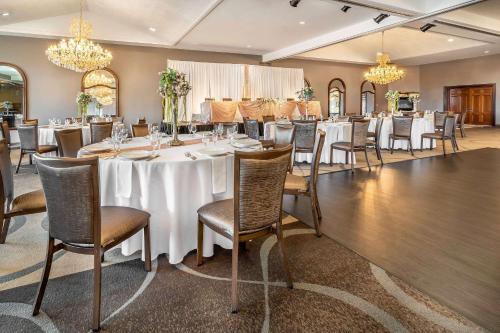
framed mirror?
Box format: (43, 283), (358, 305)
(360, 80), (376, 115)
(328, 78), (346, 116)
(81, 68), (119, 117)
(0, 63), (27, 128)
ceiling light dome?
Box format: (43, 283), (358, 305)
(46, 0), (112, 72)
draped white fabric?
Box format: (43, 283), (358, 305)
(248, 65), (304, 100)
(167, 60), (244, 120)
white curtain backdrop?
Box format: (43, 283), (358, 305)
(248, 65), (304, 100)
(167, 60), (244, 120)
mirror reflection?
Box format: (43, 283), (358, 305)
(0, 64), (26, 128)
(82, 68), (118, 117)
(361, 80), (376, 115)
(328, 78), (346, 116)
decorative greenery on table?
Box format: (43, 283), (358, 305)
(385, 90), (400, 114)
(296, 87), (315, 102)
(76, 92), (94, 120)
(1, 101), (13, 111)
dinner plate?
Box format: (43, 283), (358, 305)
(232, 133), (248, 140)
(118, 150), (152, 160)
(81, 144), (112, 154)
(197, 147), (227, 156)
(231, 138), (260, 148)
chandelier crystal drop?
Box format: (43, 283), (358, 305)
(364, 32), (404, 85)
(46, 0), (112, 72)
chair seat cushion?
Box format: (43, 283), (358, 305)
(367, 131), (376, 138)
(284, 174), (309, 193)
(330, 142), (351, 150)
(8, 189), (46, 216)
(37, 145), (58, 154)
(100, 206), (150, 247)
(389, 134), (410, 139)
(421, 132), (443, 139)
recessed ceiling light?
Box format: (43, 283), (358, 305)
(484, 50), (490, 54)
(299, 21), (305, 25)
(246, 45), (252, 48)
(447, 38), (454, 42)
(149, 27), (156, 32)
(1, 12), (9, 17)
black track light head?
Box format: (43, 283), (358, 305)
(374, 13), (389, 24)
(341, 5), (351, 12)
(420, 23), (436, 32)
(289, 0), (301, 8)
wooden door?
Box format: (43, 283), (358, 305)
(448, 88), (469, 120)
(446, 85), (494, 125)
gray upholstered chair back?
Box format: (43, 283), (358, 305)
(90, 122), (113, 144)
(131, 124), (149, 137)
(392, 116), (413, 137)
(34, 155), (100, 245)
(349, 115), (364, 122)
(309, 130), (326, 191)
(352, 120), (370, 147)
(434, 112), (447, 129)
(292, 120), (317, 150)
(274, 124), (296, 146)
(1, 122), (10, 144)
(243, 119), (260, 140)
(460, 110), (468, 126)
(0, 140), (14, 203)
(375, 117), (384, 141)
(18, 125), (38, 151)
(234, 146), (292, 233)
(337, 116), (350, 122)
(221, 123), (239, 135)
(54, 128), (83, 158)
(443, 116), (456, 138)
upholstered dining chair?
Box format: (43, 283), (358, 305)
(32, 154), (152, 331)
(16, 125), (58, 174)
(262, 115), (275, 124)
(131, 123), (149, 137)
(23, 119), (38, 125)
(0, 140), (46, 244)
(367, 117), (384, 165)
(456, 110), (468, 138)
(330, 119), (371, 173)
(284, 130), (325, 236)
(421, 116), (457, 156)
(389, 116), (414, 156)
(54, 128), (84, 158)
(1, 121), (11, 149)
(349, 115), (365, 122)
(434, 111), (447, 132)
(274, 124), (296, 148)
(197, 145), (293, 313)
(90, 122), (113, 144)
(292, 120), (317, 167)
(337, 116), (350, 122)
(243, 118), (260, 140)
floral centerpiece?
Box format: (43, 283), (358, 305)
(76, 92), (94, 124)
(385, 90), (400, 115)
(409, 94), (421, 112)
(1, 101), (13, 111)
(296, 87), (315, 119)
(159, 68), (192, 145)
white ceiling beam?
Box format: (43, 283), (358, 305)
(262, 0), (486, 62)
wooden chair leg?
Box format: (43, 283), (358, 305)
(29, 154), (33, 165)
(197, 219), (204, 266)
(33, 237), (55, 316)
(16, 151), (23, 174)
(364, 147), (371, 172)
(92, 248), (102, 332)
(409, 139), (414, 156)
(231, 237), (239, 313)
(314, 192), (322, 220)
(345, 150), (348, 165)
(451, 138), (457, 154)
(460, 126), (465, 138)
(378, 146), (384, 165)
(430, 138), (434, 150)
(275, 222), (293, 289)
(144, 222), (152, 272)
(390, 137), (394, 154)
(442, 139), (446, 156)
(310, 195), (322, 237)
(329, 146), (333, 166)
(420, 137), (424, 152)
(0, 217), (11, 244)
(454, 136), (459, 151)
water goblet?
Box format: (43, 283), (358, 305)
(202, 132), (211, 146)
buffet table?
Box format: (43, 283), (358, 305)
(200, 100), (322, 123)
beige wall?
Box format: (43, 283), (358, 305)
(388, 66), (420, 93)
(419, 54), (500, 125)
(0, 35), (385, 124)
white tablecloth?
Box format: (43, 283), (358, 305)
(264, 121), (355, 164)
(38, 125), (92, 146)
(369, 117), (436, 150)
(79, 135), (247, 264)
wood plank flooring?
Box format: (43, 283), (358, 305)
(283, 148), (500, 332)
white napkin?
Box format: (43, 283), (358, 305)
(115, 160), (133, 198)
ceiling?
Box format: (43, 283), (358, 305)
(0, 0), (499, 65)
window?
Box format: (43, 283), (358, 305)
(328, 78), (346, 116)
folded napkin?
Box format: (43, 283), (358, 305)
(230, 138), (260, 148)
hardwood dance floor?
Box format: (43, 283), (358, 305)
(283, 148), (500, 332)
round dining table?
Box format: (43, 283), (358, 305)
(77, 135), (256, 264)
(38, 125), (92, 146)
(369, 116), (436, 150)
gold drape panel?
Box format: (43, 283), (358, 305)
(297, 101), (321, 117)
(279, 102), (300, 119)
(210, 101), (239, 122)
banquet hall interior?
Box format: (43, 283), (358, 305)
(0, 0), (499, 332)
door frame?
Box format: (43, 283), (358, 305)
(443, 83), (496, 125)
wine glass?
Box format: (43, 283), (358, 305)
(216, 123), (224, 138)
(202, 132), (211, 146)
(188, 123), (197, 137)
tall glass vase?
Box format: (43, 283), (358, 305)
(79, 104), (88, 125)
(170, 97), (183, 146)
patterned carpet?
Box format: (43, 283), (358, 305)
(1, 127), (498, 332)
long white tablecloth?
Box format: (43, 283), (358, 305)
(369, 116), (436, 150)
(79, 135), (245, 264)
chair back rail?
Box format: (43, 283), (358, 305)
(90, 122), (113, 144)
(18, 125), (38, 151)
(131, 124), (149, 137)
(54, 128), (83, 157)
(392, 116), (413, 137)
(292, 120), (317, 150)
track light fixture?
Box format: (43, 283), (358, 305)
(289, 0), (301, 7)
(341, 6), (351, 12)
(373, 13), (389, 24)
(420, 23), (436, 32)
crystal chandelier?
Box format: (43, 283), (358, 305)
(84, 72), (115, 105)
(364, 32), (404, 85)
(46, 0), (112, 72)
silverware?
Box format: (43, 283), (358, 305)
(146, 154), (160, 161)
(185, 152), (197, 160)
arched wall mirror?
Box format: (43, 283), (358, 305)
(328, 78), (346, 116)
(81, 68), (119, 116)
(0, 63), (27, 128)
(360, 80), (376, 115)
